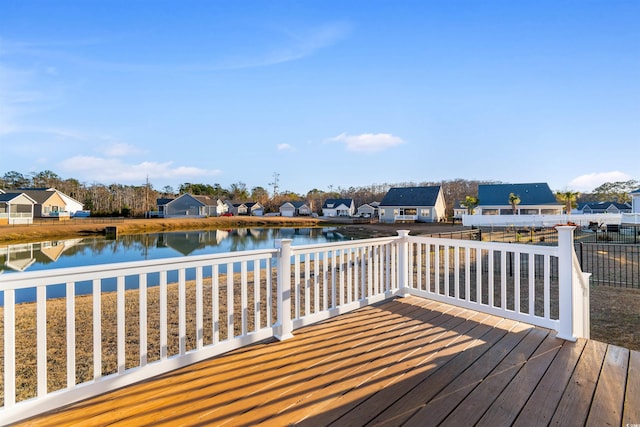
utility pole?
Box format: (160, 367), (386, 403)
(269, 172), (280, 197)
(145, 175), (150, 218)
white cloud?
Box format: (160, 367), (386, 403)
(277, 143), (294, 151)
(100, 142), (145, 157)
(59, 156), (222, 184)
(327, 132), (405, 153)
(568, 171), (634, 192)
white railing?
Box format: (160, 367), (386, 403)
(622, 213), (640, 225)
(462, 213), (622, 227)
(0, 228), (587, 425)
(394, 214), (418, 221)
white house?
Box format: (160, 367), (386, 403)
(356, 202), (379, 218)
(476, 183), (563, 215)
(280, 201), (312, 217)
(0, 192), (36, 224)
(378, 186), (446, 223)
(577, 201), (631, 214)
(453, 200), (468, 219)
(322, 199), (355, 217)
(245, 202), (264, 216)
(632, 188), (640, 213)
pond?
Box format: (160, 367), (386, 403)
(0, 227), (351, 275)
(0, 227), (353, 304)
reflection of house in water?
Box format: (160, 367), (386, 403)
(0, 239), (82, 273)
(1, 243), (36, 272)
(39, 239), (83, 262)
(158, 230), (230, 256)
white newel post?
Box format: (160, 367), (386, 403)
(556, 225), (577, 341)
(397, 230), (410, 297)
(275, 239), (294, 340)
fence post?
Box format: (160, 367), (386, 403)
(556, 225), (577, 341)
(397, 230), (410, 297)
(275, 239), (294, 340)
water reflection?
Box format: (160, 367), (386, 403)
(0, 227), (347, 275)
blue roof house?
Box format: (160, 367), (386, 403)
(476, 183), (563, 215)
(322, 199), (355, 217)
(378, 186), (446, 223)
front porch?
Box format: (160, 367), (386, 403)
(17, 296), (638, 426)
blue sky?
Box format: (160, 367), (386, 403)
(1, 0), (638, 195)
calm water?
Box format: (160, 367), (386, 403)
(0, 227), (350, 304)
(0, 227), (349, 275)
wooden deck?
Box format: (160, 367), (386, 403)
(18, 296), (639, 427)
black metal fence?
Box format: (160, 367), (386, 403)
(440, 226), (640, 288)
(576, 242), (640, 288)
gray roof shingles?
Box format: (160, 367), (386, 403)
(478, 183), (558, 206)
(379, 186), (441, 207)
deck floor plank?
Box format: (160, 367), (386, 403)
(623, 350), (640, 426)
(549, 339), (608, 426)
(251, 306), (474, 426)
(294, 311), (495, 426)
(512, 338), (587, 426)
(586, 344), (629, 427)
(474, 333), (564, 427)
(402, 323), (538, 426)
(440, 328), (553, 427)
(120, 301), (439, 426)
(364, 318), (521, 426)
(213, 300), (462, 426)
(13, 296), (640, 427)
(320, 314), (507, 427)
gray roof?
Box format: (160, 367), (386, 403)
(477, 183), (558, 206)
(157, 198), (174, 205)
(4, 189), (58, 204)
(0, 193), (26, 202)
(193, 195), (222, 206)
(322, 198), (353, 209)
(578, 201), (631, 210)
(379, 186), (441, 207)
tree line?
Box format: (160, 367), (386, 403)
(1, 170), (637, 218)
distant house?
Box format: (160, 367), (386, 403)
(225, 201), (247, 216)
(280, 201), (312, 217)
(15, 188), (85, 216)
(157, 194), (227, 218)
(378, 186), (446, 223)
(577, 201), (632, 214)
(453, 200), (468, 219)
(476, 183), (562, 215)
(356, 202), (379, 218)
(4, 188), (70, 218)
(322, 199), (355, 217)
(0, 192), (36, 224)
(224, 201), (263, 216)
(631, 189), (640, 214)
(245, 202), (264, 216)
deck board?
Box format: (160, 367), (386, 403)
(16, 296), (640, 427)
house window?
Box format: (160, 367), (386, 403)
(420, 208), (430, 217)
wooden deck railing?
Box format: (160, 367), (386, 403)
(0, 227), (588, 425)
